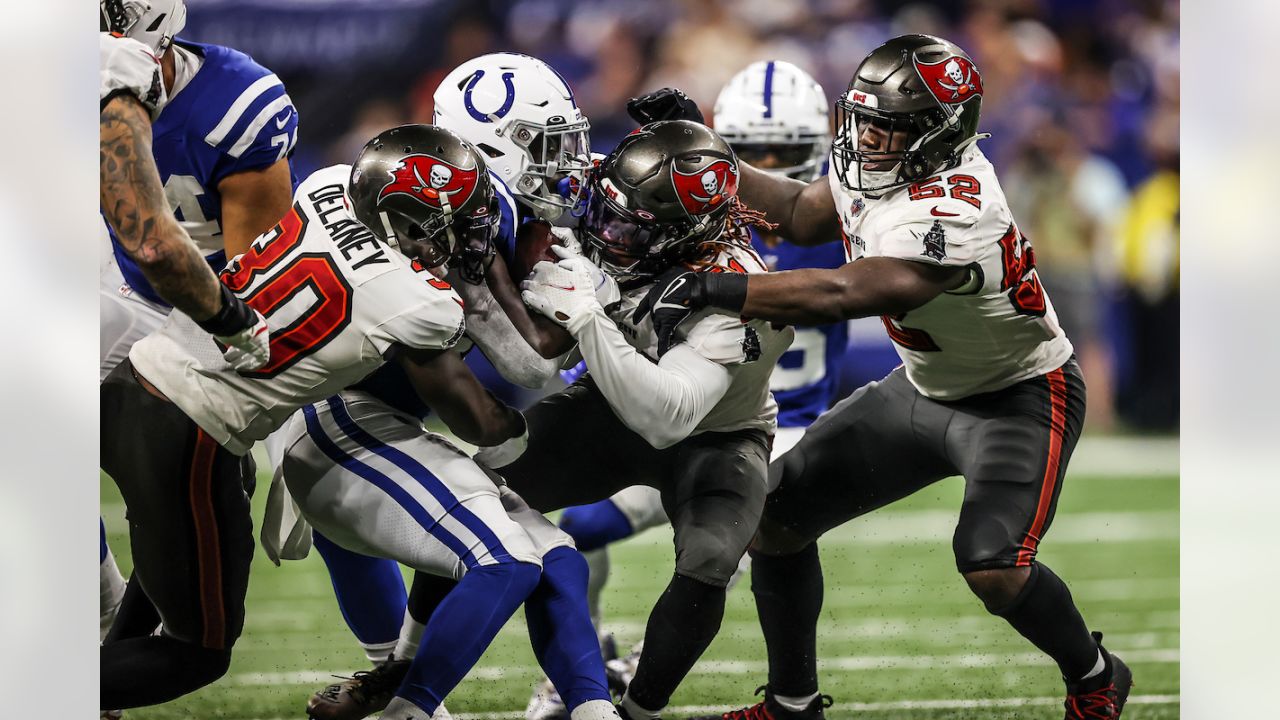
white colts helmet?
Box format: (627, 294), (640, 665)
(434, 53), (591, 221)
(713, 60), (830, 182)
(100, 0), (187, 56)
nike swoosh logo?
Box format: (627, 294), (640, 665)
(547, 283), (576, 291)
(930, 207), (959, 217)
(274, 110), (292, 129)
(663, 277), (687, 300)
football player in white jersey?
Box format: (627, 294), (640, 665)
(478, 120), (793, 720)
(300, 53), (604, 720)
(634, 36), (1132, 720)
(100, 125), (535, 712)
(276, 127), (618, 720)
(527, 61), (841, 717)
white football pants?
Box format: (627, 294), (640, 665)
(279, 391), (572, 580)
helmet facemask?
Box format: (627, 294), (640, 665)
(507, 117), (592, 219)
(831, 95), (961, 195)
(579, 184), (722, 282)
(378, 199), (497, 285)
(100, 0), (185, 56)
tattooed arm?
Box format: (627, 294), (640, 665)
(100, 93), (223, 321)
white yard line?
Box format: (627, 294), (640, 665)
(231, 648), (1178, 686)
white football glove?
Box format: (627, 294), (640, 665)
(548, 232), (619, 309)
(216, 310), (271, 371)
(521, 246), (607, 333)
(474, 422), (529, 469)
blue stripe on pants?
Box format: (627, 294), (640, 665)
(301, 404), (481, 568)
(325, 396), (515, 563)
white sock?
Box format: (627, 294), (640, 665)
(774, 692), (819, 712)
(393, 609), (426, 660)
(583, 547), (610, 627)
(380, 696), (447, 719)
(571, 699), (621, 720)
(100, 549), (126, 642)
(1078, 649), (1106, 681)
(361, 639), (397, 664)
(619, 693), (661, 720)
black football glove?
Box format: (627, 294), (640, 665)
(626, 88), (705, 125)
(632, 268), (707, 357)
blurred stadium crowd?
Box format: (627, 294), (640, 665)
(185, 0), (1179, 431)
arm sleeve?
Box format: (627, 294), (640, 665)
(573, 306), (733, 449)
(203, 71), (298, 183)
(99, 34), (166, 118)
(453, 275), (561, 388)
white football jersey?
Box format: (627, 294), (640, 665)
(830, 145), (1073, 399)
(130, 164), (466, 455)
(609, 241), (794, 436)
(99, 33), (167, 118)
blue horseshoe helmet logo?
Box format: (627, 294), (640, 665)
(463, 70), (517, 123)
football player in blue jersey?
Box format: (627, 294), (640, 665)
(298, 54), (598, 720)
(529, 61), (844, 716)
(98, 0), (299, 706)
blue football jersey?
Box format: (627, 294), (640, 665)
(352, 172), (530, 420)
(751, 231), (849, 427)
(110, 39), (299, 306)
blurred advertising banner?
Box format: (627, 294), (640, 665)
(184, 0), (457, 72)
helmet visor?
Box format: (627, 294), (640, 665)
(581, 192), (660, 273)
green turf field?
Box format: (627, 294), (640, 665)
(100, 441), (1178, 719)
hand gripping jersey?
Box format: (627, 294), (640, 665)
(100, 33), (166, 118)
(830, 145), (1073, 400)
(109, 39), (300, 306)
(609, 241), (794, 436)
(750, 230), (848, 427)
(129, 165), (466, 455)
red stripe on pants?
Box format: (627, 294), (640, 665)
(1016, 368), (1068, 566)
(189, 429), (226, 648)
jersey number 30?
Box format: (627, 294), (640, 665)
(221, 205), (353, 378)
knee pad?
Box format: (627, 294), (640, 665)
(674, 527), (741, 588)
(952, 502), (1023, 573)
(559, 501), (634, 552)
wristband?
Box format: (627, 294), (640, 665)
(195, 284), (257, 336)
(702, 272), (749, 314)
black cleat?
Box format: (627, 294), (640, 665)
(688, 686), (833, 720)
(1063, 632), (1134, 719)
(307, 658), (412, 720)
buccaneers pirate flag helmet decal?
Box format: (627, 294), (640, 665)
(671, 159), (739, 217)
(377, 154), (481, 214)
